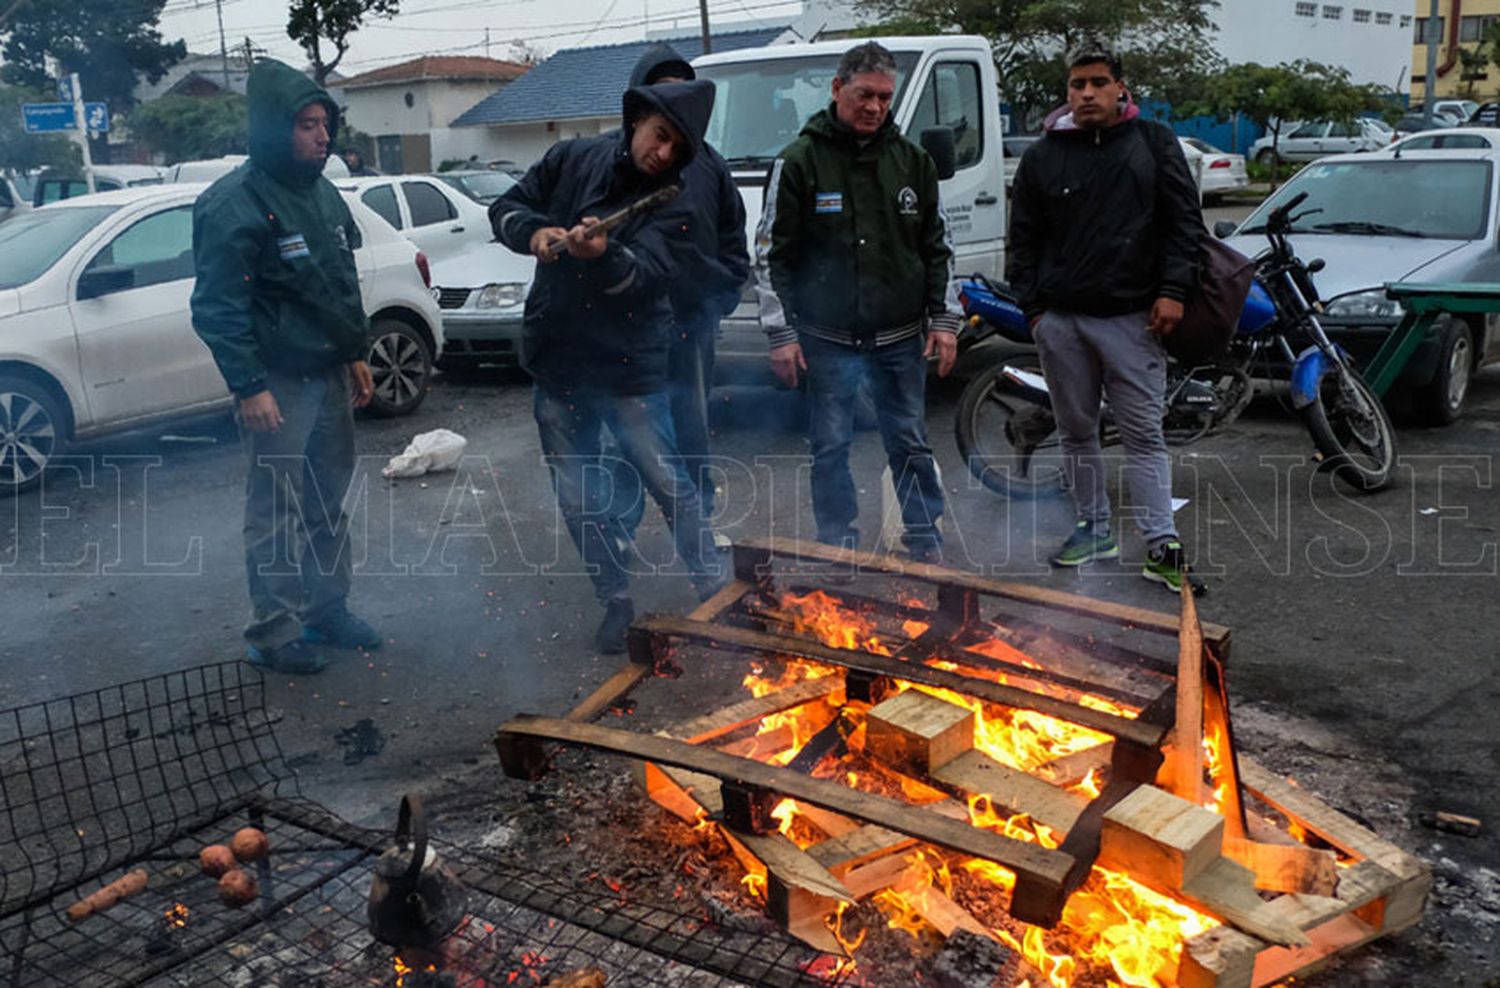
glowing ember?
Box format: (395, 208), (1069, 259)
(162, 902), (189, 929)
(392, 955), (437, 987)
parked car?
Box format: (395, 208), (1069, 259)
(1221, 145), (1500, 423)
(1432, 99), (1479, 123)
(1395, 113), (1461, 135)
(1249, 119), (1391, 165)
(336, 175), (492, 264)
(163, 155), (350, 184)
(429, 244), (534, 368)
(0, 184), (443, 494)
(1002, 135), (1039, 191)
(0, 175), (30, 224)
(431, 169), (518, 206)
(1388, 127), (1500, 152)
(1178, 137), (1248, 202)
(30, 165), (165, 206)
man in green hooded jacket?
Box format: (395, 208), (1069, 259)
(191, 59), (380, 675)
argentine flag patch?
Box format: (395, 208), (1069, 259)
(814, 192), (843, 214)
(277, 234), (311, 260)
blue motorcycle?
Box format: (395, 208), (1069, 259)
(954, 191), (1397, 498)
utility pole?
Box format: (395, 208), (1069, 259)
(699, 0), (711, 54)
(485, 27), (491, 58)
(66, 72), (97, 194)
(1423, 0), (1441, 126)
(216, 0), (231, 91)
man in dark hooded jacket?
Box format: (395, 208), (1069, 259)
(1008, 44), (1201, 592)
(489, 79), (726, 653)
(611, 44), (748, 534)
(191, 59), (381, 675)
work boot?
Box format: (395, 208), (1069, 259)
(1049, 520), (1119, 568)
(595, 597), (635, 655)
(303, 607), (383, 651)
(1143, 539), (1189, 593)
(246, 639), (327, 675)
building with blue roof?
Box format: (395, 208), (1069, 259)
(444, 26), (790, 168)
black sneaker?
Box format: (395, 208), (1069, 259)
(246, 639), (327, 675)
(595, 598), (635, 654)
(304, 608), (382, 651)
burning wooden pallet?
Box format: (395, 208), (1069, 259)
(495, 537), (1430, 987)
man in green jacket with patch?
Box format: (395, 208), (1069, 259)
(191, 59), (380, 675)
(755, 40), (960, 566)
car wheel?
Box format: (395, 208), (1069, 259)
(0, 374), (66, 496)
(1415, 316), (1473, 426)
(365, 319), (432, 417)
(1255, 148), (1279, 167)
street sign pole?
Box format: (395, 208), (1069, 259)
(67, 72), (96, 194)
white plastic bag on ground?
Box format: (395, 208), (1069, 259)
(381, 429), (468, 479)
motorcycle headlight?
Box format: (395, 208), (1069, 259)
(474, 282), (526, 309)
(1323, 290), (1404, 320)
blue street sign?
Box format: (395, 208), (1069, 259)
(56, 76), (73, 102)
(20, 101), (108, 134)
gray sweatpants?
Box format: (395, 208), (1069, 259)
(1033, 309), (1177, 546)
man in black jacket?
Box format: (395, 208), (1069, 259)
(1009, 44), (1202, 591)
(612, 44), (748, 538)
(489, 79), (725, 653)
(756, 41), (960, 566)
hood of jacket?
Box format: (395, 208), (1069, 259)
(248, 59), (340, 188)
(622, 78), (715, 170)
(800, 104), (899, 147)
(1042, 92), (1142, 134)
(629, 43), (696, 87)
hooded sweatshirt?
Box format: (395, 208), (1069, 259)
(489, 79), (717, 394)
(628, 44), (749, 331)
(190, 59), (369, 398)
(1007, 98), (1202, 320)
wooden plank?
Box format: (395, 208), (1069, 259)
(793, 803), (860, 840)
(1101, 785), (1224, 890)
(716, 725), (797, 760)
(690, 578), (753, 622)
(497, 714), (1076, 891)
(737, 535), (1233, 651)
(1222, 837), (1338, 896)
(1035, 743), (1113, 788)
(808, 824), (918, 872)
(1182, 858), (1312, 948)
(1250, 912), (1379, 987)
(672, 678), (839, 743)
(840, 853), (919, 898)
(728, 828), (854, 905)
(866, 690), (974, 776)
(564, 663), (651, 723)
(932, 749), (1088, 835)
(1165, 581), (1206, 803)
(635, 614), (1166, 749)
(942, 639), (1158, 709)
(1178, 926), (1261, 988)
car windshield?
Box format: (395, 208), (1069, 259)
(1184, 138), (1224, 154)
(0, 205), (120, 289)
(696, 52), (917, 163)
(440, 171), (516, 204)
(1240, 159), (1492, 240)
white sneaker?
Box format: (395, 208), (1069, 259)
(712, 532), (732, 550)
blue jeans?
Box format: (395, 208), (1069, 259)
(800, 333), (945, 553)
(533, 383), (723, 603)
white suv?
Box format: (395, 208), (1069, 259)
(0, 183), (443, 494)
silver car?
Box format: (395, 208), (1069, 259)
(1224, 146), (1500, 423)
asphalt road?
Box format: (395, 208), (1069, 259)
(4, 195), (1498, 980)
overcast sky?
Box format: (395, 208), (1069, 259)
(155, 0), (804, 77)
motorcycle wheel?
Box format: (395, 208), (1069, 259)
(1300, 363), (1396, 493)
(954, 361), (1066, 499)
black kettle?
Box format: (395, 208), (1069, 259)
(367, 794), (467, 948)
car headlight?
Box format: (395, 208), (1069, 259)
(1323, 290), (1404, 320)
(474, 282), (526, 309)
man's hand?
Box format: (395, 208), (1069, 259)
(238, 390), (283, 433)
(348, 361), (374, 408)
(529, 226), (569, 262)
(925, 332), (958, 378)
(769, 342), (807, 389)
(563, 217), (608, 260)
(1149, 297), (1185, 337)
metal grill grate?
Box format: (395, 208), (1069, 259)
(0, 665), (846, 988)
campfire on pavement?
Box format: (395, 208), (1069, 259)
(496, 537), (1432, 987)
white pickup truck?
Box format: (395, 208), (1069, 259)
(692, 35), (1008, 383)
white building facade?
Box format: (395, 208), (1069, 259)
(1213, 0), (1415, 90)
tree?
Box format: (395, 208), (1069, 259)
(287, 0), (400, 87)
(0, 83), (81, 175)
(1457, 43), (1490, 99)
(1178, 60), (1393, 184)
(0, 0), (184, 115)
(127, 92), (248, 164)
(852, 0), (1221, 125)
